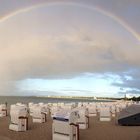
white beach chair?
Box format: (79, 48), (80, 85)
(9, 105), (28, 131)
(51, 106), (61, 117)
(78, 102), (83, 107)
(100, 107), (111, 121)
(63, 103), (74, 110)
(32, 106), (47, 123)
(52, 110), (79, 140)
(29, 104), (38, 116)
(87, 105), (97, 116)
(76, 107), (89, 129)
(0, 104), (7, 117)
(38, 102), (44, 106)
(28, 102), (34, 107)
(58, 102), (65, 107)
(96, 104), (101, 114)
(120, 103), (127, 111)
(110, 105), (116, 117)
(42, 104), (50, 114)
(115, 105), (121, 113)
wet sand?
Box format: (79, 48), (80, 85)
(0, 114), (140, 140)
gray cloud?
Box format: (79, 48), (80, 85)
(0, 0), (140, 96)
(112, 69), (140, 91)
(118, 89), (140, 96)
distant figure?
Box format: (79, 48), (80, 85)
(5, 102), (7, 107)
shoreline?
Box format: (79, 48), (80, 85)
(0, 95), (120, 101)
(1, 95), (138, 104)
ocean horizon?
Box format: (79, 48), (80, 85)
(0, 96), (116, 106)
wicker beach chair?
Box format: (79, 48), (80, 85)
(76, 107), (89, 129)
(32, 106), (47, 123)
(87, 105), (97, 117)
(0, 104), (7, 117)
(52, 110), (79, 140)
(100, 106), (111, 121)
(9, 105), (28, 131)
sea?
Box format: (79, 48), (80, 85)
(0, 96), (114, 106)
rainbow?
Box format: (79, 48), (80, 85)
(0, 1), (140, 42)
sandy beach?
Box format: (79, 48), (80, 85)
(0, 113), (140, 140)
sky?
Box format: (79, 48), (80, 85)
(0, 0), (140, 97)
